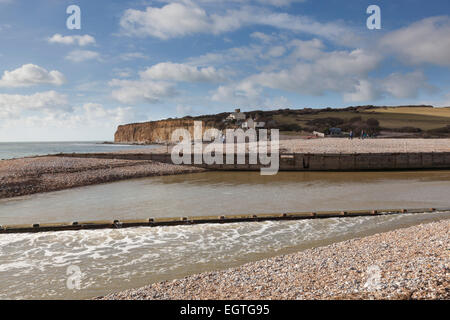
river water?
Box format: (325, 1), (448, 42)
(0, 171), (449, 299)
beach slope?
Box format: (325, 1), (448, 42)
(99, 219), (449, 300)
(0, 156), (204, 199)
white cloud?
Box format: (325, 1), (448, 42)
(314, 49), (380, 76)
(0, 102), (136, 134)
(211, 43), (382, 104)
(212, 79), (263, 105)
(289, 38), (325, 60)
(119, 52), (149, 61)
(265, 95), (291, 108)
(80, 103), (134, 126)
(380, 16), (450, 66)
(255, 0), (305, 6)
(344, 71), (435, 102)
(120, 3), (210, 39)
(0, 23), (11, 32)
(343, 80), (379, 102)
(109, 79), (177, 104)
(140, 62), (227, 82)
(187, 44), (264, 67)
(113, 68), (133, 78)
(265, 46), (286, 58)
(435, 94), (450, 107)
(109, 61), (227, 104)
(0, 91), (69, 119)
(66, 50), (101, 62)
(211, 80), (292, 108)
(250, 31), (276, 43)
(48, 34), (96, 46)
(176, 105), (193, 116)
(119, 2), (357, 45)
(189, 0), (305, 6)
(249, 48), (380, 96)
(382, 71), (434, 99)
(0, 64), (65, 88)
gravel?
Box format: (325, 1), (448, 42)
(116, 138), (450, 154)
(278, 138), (450, 153)
(1, 138), (449, 199)
(98, 219), (450, 300)
(0, 156), (204, 199)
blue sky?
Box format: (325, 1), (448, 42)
(0, 0), (449, 141)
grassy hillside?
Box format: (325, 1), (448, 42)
(366, 106), (450, 118)
(361, 107), (450, 130)
(182, 105), (450, 137)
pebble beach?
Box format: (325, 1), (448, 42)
(99, 219), (450, 300)
(279, 138), (450, 153)
(116, 138), (450, 154)
(1, 138), (449, 199)
(0, 156), (204, 199)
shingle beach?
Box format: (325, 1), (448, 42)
(99, 219), (449, 300)
(1, 138), (449, 199)
(0, 156), (204, 199)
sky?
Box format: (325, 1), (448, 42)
(0, 0), (449, 141)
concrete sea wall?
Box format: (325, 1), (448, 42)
(57, 152), (450, 171)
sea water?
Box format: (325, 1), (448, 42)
(0, 141), (159, 160)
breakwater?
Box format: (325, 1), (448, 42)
(2, 210), (448, 300)
(0, 208), (447, 234)
(55, 152), (450, 171)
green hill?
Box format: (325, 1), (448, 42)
(182, 105), (450, 138)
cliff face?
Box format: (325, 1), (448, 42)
(114, 119), (209, 144)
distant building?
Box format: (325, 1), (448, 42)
(226, 108), (246, 121)
(242, 117), (254, 129)
(242, 117), (265, 129)
(255, 120), (265, 128)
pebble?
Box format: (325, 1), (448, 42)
(0, 156), (204, 199)
(98, 220), (450, 300)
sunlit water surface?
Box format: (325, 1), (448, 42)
(0, 141), (158, 160)
(0, 171), (449, 299)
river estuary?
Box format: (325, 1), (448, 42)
(0, 171), (449, 299)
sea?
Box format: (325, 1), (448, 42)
(0, 141), (159, 160)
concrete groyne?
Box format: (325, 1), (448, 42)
(55, 152), (450, 171)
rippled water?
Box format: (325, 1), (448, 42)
(0, 211), (448, 300)
(0, 141), (158, 160)
(0, 171), (449, 299)
(1, 171), (450, 225)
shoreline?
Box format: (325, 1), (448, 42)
(2, 154), (450, 200)
(98, 219), (450, 300)
(0, 156), (205, 200)
(1, 138), (449, 200)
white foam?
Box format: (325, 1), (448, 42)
(0, 211), (446, 299)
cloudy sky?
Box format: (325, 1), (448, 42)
(0, 0), (449, 141)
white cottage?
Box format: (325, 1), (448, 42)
(226, 109), (246, 121)
(242, 117), (265, 129)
